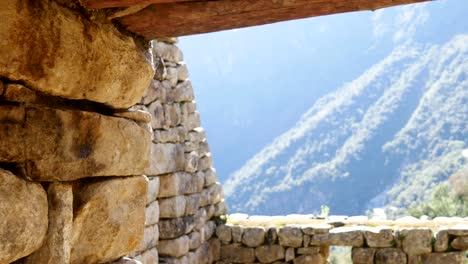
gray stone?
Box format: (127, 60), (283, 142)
(256, 245), (285, 263)
(108, 257), (143, 264)
(158, 236), (189, 258)
(141, 80), (168, 105)
(23, 182), (73, 264)
(147, 177), (160, 204)
(71, 176), (148, 264)
(204, 221), (217, 241)
(159, 196), (186, 218)
(285, 247), (295, 262)
(220, 244), (255, 263)
(185, 193), (201, 215)
(232, 225), (244, 243)
(397, 228), (432, 256)
(185, 151), (199, 173)
(0, 0), (153, 108)
(159, 216), (195, 240)
(0, 169), (48, 264)
(145, 143), (185, 176)
(278, 226), (303, 247)
(352, 248), (376, 264)
(311, 227), (364, 247)
(177, 63), (189, 81)
(242, 227), (265, 247)
(375, 248), (407, 264)
(153, 41), (183, 63)
(139, 248), (159, 264)
(214, 200), (228, 216)
(189, 231), (202, 250)
(171, 80), (195, 103)
(145, 201), (159, 226)
(138, 224), (159, 252)
(216, 224), (232, 243)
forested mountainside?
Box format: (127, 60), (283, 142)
(224, 34), (468, 216)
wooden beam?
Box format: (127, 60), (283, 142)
(116, 0), (430, 39)
(80, 0), (198, 9)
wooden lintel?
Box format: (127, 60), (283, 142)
(115, 0), (430, 39)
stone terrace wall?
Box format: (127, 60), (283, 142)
(130, 39), (227, 264)
(216, 214), (468, 264)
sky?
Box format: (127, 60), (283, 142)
(178, 0), (468, 183)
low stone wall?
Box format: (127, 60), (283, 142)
(216, 214), (468, 263)
(130, 39), (226, 264)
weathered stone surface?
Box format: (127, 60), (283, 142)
(363, 227), (394, 247)
(301, 225), (332, 235)
(375, 248), (407, 264)
(217, 224), (233, 243)
(114, 110), (152, 124)
(352, 248), (376, 264)
(420, 252), (466, 264)
(177, 64), (189, 81)
(171, 80), (195, 102)
(285, 247), (296, 261)
(153, 41), (183, 63)
(139, 224), (159, 252)
(107, 257), (142, 264)
(203, 221), (217, 241)
(185, 193), (201, 215)
(220, 244), (255, 263)
(23, 182), (73, 264)
(159, 215), (195, 239)
(185, 151), (199, 173)
(433, 230), (449, 252)
(214, 200), (228, 216)
(166, 66), (178, 87)
(397, 228), (432, 256)
(278, 226), (303, 247)
(0, 105), (151, 181)
(242, 227), (266, 247)
(158, 236), (189, 258)
(158, 172), (202, 198)
(138, 248), (159, 264)
(256, 245), (285, 263)
(145, 143), (184, 176)
(293, 253), (325, 264)
(189, 231), (202, 250)
(0, 0), (153, 108)
(311, 227), (364, 247)
(209, 238), (222, 262)
(297, 247), (320, 255)
(71, 176), (148, 264)
(451, 236), (468, 250)
(0, 169), (48, 263)
(159, 195), (186, 218)
(145, 201), (159, 226)
(147, 177), (160, 204)
(232, 225), (244, 243)
(141, 81), (168, 105)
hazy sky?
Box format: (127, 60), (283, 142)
(179, 0), (468, 183)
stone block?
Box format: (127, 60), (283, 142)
(23, 182), (73, 264)
(242, 227), (266, 247)
(397, 228), (432, 256)
(145, 201), (159, 226)
(285, 247), (296, 261)
(256, 245), (285, 263)
(352, 248), (376, 264)
(189, 231), (202, 250)
(421, 252), (466, 264)
(363, 227), (394, 248)
(159, 196), (186, 218)
(139, 224), (159, 252)
(0, 106), (151, 181)
(0, 169), (48, 264)
(278, 226), (303, 248)
(375, 248), (407, 264)
(185, 193), (201, 215)
(216, 224), (232, 243)
(433, 230), (449, 252)
(220, 244), (255, 263)
(158, 236), (189, 258)
(145, 143), (185, 176)
(451, 236), (468, 250)
(311, 227), (364, 247)
(153, 41), (183, 63)
(293, 253), (325, 264)
(159, 216), (195, 240)
(0, 0), (153, 108)
(71, 176), (148, 264)
(147, 177), (160, 204)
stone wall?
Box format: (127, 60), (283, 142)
(215, 214), (468, 263)
(130, 39), (226, 264)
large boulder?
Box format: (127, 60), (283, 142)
(70, 176), (148, 264)
(0, 0), (153, 108)
(0, 105), (151, 181)
(0, 169), (48, 263)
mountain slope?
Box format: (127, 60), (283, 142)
(224, 34), (468, 215)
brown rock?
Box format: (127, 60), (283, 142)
(278, 226), (303, 247)
(285, 247), (296, 261)
(220, 244), (255, 263)
(189, 231), (202, 250)
(450, 236), (468, 250)
(71, 176), (148, 264)
(352, 248), (376, 264)
(293, 253), (325, 264)
(375, 248), (407, 264)
(158, 236), (189, 258)
(311, 227), (364, 247)
(421, 252), (466, 264)
(0, 105), (151, 181)
(242, 226), (265, 247)
(216, 224), (232, 243)
(114, 110), (152, 124)
(0, 169), (48, 263)
(0, 0), (153, 108)
(433, 230), (449, 252)
(231, 225), (244, 243)
(23, 182), (73, 264)
(363, 227), (394, 247)
(256, 245), (285, 263)
(397, 228), (432, 256)
(297, 247), (320, 255)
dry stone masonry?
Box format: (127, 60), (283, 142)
(0, 0), (466, 264)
